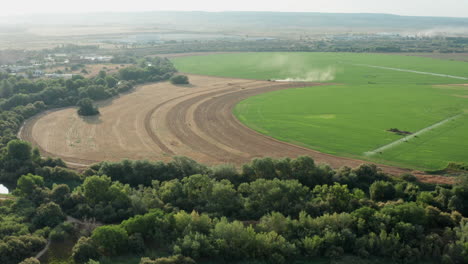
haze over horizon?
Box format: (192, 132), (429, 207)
(2, 0), (468, 18)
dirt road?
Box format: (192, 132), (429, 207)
(19, 74), (454, 184)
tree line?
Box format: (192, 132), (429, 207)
(0, 54), (466, 264)
(1, 143), (466, 263)
(0, 56), (176, 181)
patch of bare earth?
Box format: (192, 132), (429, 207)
(46, 64), (130, 78)
(19, 74), (454, 184)
(434, 84), (468, 91)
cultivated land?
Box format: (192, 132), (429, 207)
(20, 75), (322, 165)
(173, 52), (468, 170)
(19, 74), (452, 184)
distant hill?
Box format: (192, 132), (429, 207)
(2, 11), (468, 34)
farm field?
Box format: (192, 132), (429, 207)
(20, 73), (452, 183)
(172, 52), (468, 170)
(20, 75), (328, 166)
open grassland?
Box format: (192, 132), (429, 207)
(172, 53), (468, 170)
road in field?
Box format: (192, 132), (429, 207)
(365, 113), (464, 156)
(19, 75), (454, 184)
(354, 64), (468, 80)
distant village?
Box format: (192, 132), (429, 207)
(0, 54), (113, 79)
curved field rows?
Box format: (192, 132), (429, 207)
(19, 74), (453, 184)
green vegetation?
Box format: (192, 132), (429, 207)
(170, 75), (190, 85)
(6, 155), (466, 264)
(0, 51), (467, 264)
(77, 98), (99, 116)
(0, 57), (175, 182)
(173, 52), (468, 169)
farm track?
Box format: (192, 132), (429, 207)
(365, 113), (464, 156)
(19, 74), (454, 184)
(354, 64), (468, 80)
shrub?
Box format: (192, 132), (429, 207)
(170, 75), (189, 85)
(401, 174), (418, 182)
(33, 202), (66, 228)
(91, 225), (128, 255)
(140, 255), (196, 264)
(77, 98), (99, 116)
(19, 258), (40, 264)
(72, 236), (100, 263)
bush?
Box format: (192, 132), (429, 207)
(401, 174), (418, 182)
(170, 75), (189, 85)
(91, 225), (128, 255)
(72, 236), (100, 263)
(19, 258), (40, 264)
(140, 255), (196, 264)
(50, 222), (74, 242)
(77, 98), (99, 116)
(128, 233), (145, 254)
(32, 202), (66, 228)
(369, 181), (396, 201)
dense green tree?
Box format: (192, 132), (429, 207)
(72, 236), (100, 263)
(81, 175), (112, 204)
(173, 210), (213, 237)
(210, 164), (243, 185)
(33, 202), (65, 228)
(105, 76), (118, 88)
(170, 75), (189, 85)
(239, 178), (310, 218)
(77, 98), (99, 116)
(381, 202), (427, 226)
(6, 140), (32, 161)
(121, 209), (172, 242)
(369, 181), (396, 201)
(211, 218), (257, 259)
(91, 225), (128, 255)
(50, 184), (71, 205)
(140, 255), (196, 264)
(0, 235), (47, 264)
(18, 258), (40, 264)
(15, 174), (44, 197)
(173, 232), (215, 259)
(312, 183), (357, 213)
(128, 233), (145, 254)
(119, 67), (145, 81)
(255, 231), (297, 263)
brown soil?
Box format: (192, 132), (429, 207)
(434, 84), (468, 90)
(19, 74), (455, 184)
(46, 64), (129, 78)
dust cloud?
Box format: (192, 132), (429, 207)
(261, 54), (337, 82)
(403, 27), (468, 37)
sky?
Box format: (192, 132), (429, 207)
(1, 0), (468, 18)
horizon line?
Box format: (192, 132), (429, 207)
(1, 10), (467, 20)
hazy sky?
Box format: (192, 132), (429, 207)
(2, 0), (468, 18)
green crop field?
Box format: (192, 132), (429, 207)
(172, 53), (468, 170)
